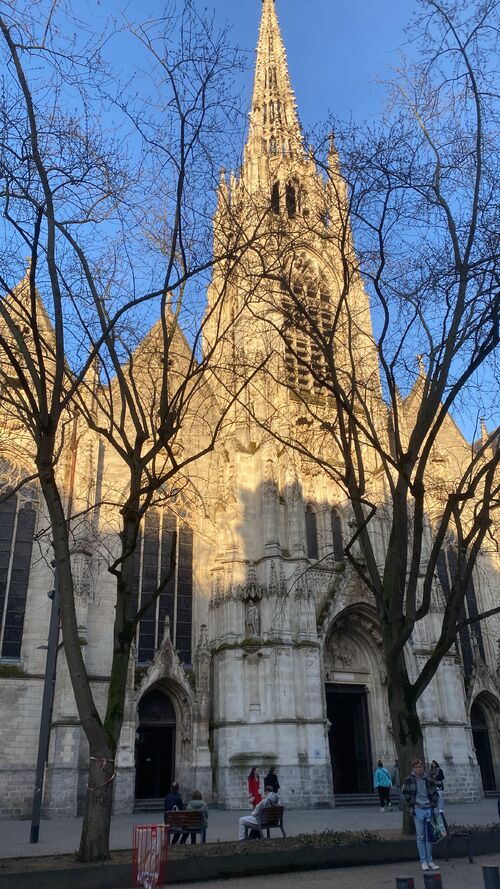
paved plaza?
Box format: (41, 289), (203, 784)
(0, 799), (498, 861)
(162, 858), (500, 889)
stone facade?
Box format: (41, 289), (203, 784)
(0, 0), (499, 818)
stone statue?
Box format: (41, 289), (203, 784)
(246, 600), (260, 637)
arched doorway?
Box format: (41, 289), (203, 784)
(471, 699), (496, 791)
(322, 607), (391, 795)
(325, 682), (372, 792)
(135, 688), (176, 800)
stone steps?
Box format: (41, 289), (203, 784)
(133, 797), (163, 813)
(334, 793), (383, 807)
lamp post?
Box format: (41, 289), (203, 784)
(29, 571), (59, 844)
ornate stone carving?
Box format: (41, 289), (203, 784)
(194, 624), (210, 694)
(238, 562), (264, 602)
(246, 599), (260, 637)
(224, 452), (237, 504)
(287, 478), (302, 505)
(323, 627), (370, 675)
(136, 616), (194, 753)
(268, 562), (279, 598)
(70, 538), (93, 599)
(210, 573), (224, 609)
(262, 457), (278, 498)
(180, 697), (192, 745)
(332, 637), (354, 669)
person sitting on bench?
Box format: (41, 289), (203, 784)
(238, 785), (280, 840)
(164, 781), (186, 845)
(187, 789), (209, 843)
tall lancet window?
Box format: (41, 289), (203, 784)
(305, 506), (319, 560)
(271, 181), (280, 214)
(436, 545), (485, 677)
(282, 255), (333, 396)
(286, 182), (296, 218)
(331, 508), (344, 562)
(0, 492), (36, 659)
(131, 508), (193, 665)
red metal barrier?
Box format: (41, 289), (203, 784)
(132, 824), (169, 888)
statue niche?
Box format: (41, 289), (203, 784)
(239, 563), (263, 639)
(246, 599), (260, 638)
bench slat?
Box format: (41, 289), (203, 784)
(165, 811), (204, 829)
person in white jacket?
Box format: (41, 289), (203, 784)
(238, 786), (280, 840)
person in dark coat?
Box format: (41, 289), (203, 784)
(164, 781), (186, 844)
(403, 758), (440, 873)
(429, 760), (445, 813)
(263, 766), (280, 794)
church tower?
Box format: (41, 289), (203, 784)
(204, 0), (380, 809)
(206, 0), (380, 420)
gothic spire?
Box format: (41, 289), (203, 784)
(244, 0), (303, 165)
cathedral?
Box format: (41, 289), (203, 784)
(0, 0), (499, 818)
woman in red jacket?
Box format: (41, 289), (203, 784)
(247, 766), (262, 806)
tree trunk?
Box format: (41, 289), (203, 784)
(78, 747), (116, 862)
(386, 652), (425, 835)
(38, 448), (114, 861)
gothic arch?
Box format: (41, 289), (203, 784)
(321, 603), (394, 792)
(136, 626), (195, 763)
(469, 691), (500, 791)
(321, 603), (383, 670)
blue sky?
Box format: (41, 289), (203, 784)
(208, 0), (419, 130)
(88, 0), (420, 133)
(74, 0), (496, 439)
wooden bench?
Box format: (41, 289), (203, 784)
(164, 810), (206, 844)
(244, 805), (286, 839)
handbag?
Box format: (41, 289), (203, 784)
(426, 811), (447, 844)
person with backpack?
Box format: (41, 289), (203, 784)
(374, 760), (392, 811)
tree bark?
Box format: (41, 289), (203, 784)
(37, 446), (115, 861)
(78, 750), (116, 862)
(386, 652), (424, 835)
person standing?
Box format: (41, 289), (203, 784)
(403, 758), (440, 872)
(374, 760), (392, 812)
(248, 766), (262, 807)
(429, 760), (445, 813)
(263, 766), (280, 794)
(391, 759), (403, 811)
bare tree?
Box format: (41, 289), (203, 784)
(0, 0), (263, 860)
(238, 0), (499, 828)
